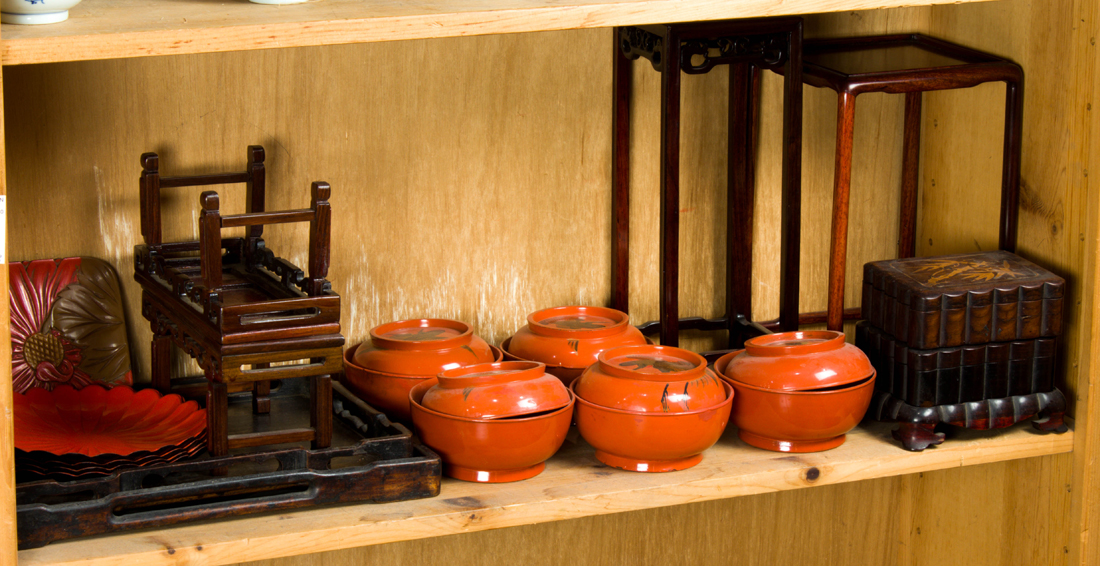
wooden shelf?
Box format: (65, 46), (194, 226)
(1, 0), (996, 65)
(18, 421), (1072, 566)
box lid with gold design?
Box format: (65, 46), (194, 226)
(861, 251), (1064, 349)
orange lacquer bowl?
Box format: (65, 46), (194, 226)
(715, 347), (875, 453)
(352, 319), (495, 377)
(410, 379), (574, 482)
(343, 342), (502, 425)
(724, 330), (874, 391)
(572, 344), (726, 413)
(421, 361), (570, 419)
(571, 380), (733, 472)
(504, 306), (646, 385)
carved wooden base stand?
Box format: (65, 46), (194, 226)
(869, 388), (1068, 451)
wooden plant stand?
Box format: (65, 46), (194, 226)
(802, 33), (1024, 331)
(611, 17), (804, 348)
(133, 146), (345, 457)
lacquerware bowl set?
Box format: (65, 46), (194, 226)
(342, 305), (877, 483)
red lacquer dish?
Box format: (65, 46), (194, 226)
(15, 385), (206, 457)
(353, 319), (494, 376)
(571, 344), (733, 472)
(410, 378), (574, 483)
(504, 306), (646, 385)
(718, 330), (876, 453)
(573, 344), (726, 412)
(343, 318), (498, 424)
(421, 361), (570, 419)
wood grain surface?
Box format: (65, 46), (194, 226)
(2, 1), (1098, 565)
(0, 32), (14, 566)
(0, 0), (997, 66)
(16, 422), (1073, 566)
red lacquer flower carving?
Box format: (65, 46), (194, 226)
(9, 257), (133, 393)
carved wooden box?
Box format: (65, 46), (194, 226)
(861, 250), (1064, 349)
(856, 322), (1056, 407)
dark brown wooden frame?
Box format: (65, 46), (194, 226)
(612, 17), (804, 348)
(801, 33), (1024, 331)
(134, 147), (344, 457)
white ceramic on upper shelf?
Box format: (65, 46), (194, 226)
(1, 0), (81, 24)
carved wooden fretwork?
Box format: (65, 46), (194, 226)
(143, 296), (222, 380)
(619, 27), (665, 71)
(618, 27), (788, 75)
(680, 33), (788, 74)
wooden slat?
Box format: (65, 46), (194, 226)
(159, 172), (250, 188)
(16, 422), (1073, 566)
(0, 0), (998, 65)
(220, 209), (313, 228)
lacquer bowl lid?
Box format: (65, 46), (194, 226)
(722, 330), (874, 392)
(14, 385), (206, 458)
(353, 318), (495, 377)
(573, 344), (726, 413)
(421, 361), (571, 419)
(505, 306), (646, 370)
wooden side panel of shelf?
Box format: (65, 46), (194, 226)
(0, 26), (13, 566)
(918, 1), (1096, 564)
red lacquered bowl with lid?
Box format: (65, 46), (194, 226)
(504, 306), (646, 385)
(572, 344), (726, 413)
(343, 342), (502, 425)
(716, 331), (875, 453)
(571, 380), (733, 472)
(724, 330), (874, 391)
(410, 379), (574, 483)
(421, 361), (570, 419)
(353, 319), (495, 377)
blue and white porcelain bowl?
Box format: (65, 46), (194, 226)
(1, 0), (81, 24)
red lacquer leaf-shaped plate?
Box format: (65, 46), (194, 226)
(14, 385), (206, 457)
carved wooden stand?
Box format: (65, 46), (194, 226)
(134, 146), (344, 457)
(611, 17), (804, 348)
(802, 34), (1024, 331)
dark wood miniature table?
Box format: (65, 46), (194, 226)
(133, 147), (344, 457)
(802, 34), (1024, 331)
(611, 17), (804, 348)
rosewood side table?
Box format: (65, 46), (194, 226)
(611, 17), (803, 348)
(802, 34), (1023, 332)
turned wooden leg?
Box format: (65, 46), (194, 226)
(611, 30), (632, 314)
(898, 91), (922, 259)
(892, 422), (945, 452)
(778, 27), (803, 332)
(252, 362), (271, 415)
(827, 90), (857, 332)
(206, 379), (229, 457)
(1000, 73), (1023, 252)
(311, 373), (333, 449)
(658, 29), (683, 347)
(727, 61), (756, 347)
(151, 334), (172, 393)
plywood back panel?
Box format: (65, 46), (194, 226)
(4, 31), (617, 376)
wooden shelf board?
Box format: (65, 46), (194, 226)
(1, 0), (997, 65)
(18, 421), (1072, 566)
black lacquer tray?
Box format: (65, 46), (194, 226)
(15, 381), (441, 549)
